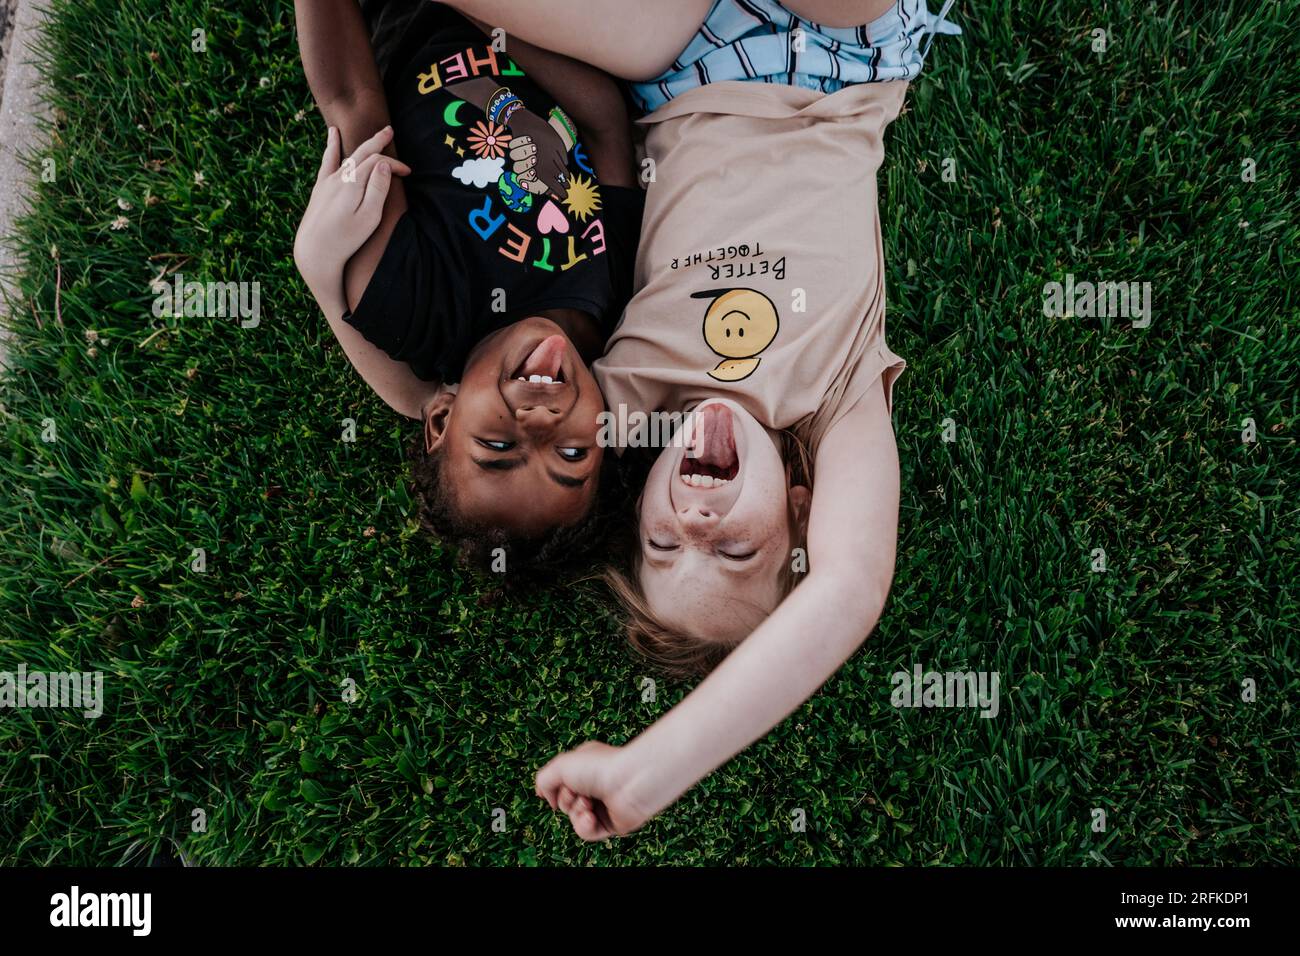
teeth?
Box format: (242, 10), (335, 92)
(679, 473), (731, 487)
(540, 375), (553, 384)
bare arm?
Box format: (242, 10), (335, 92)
(442, 0), (712, 82)
(783, 0), (897, 28)
(311, 267), (443, 422)
(294, 0), (394, 154)
(293, 122), (439, 421)
(537, 381), (902, 838)
(294, 0), (408, 311)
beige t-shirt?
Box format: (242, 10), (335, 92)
(595, 79), (908, 453)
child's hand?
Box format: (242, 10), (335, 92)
(535, 741), (651, 841)
(293, 125), (410, 304)
(506, 109), (570, 201)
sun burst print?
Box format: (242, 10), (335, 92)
(560, 173), (601, 223)
(466, 120), (511, 160)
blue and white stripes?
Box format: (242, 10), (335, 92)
(632, 0), (961, 113)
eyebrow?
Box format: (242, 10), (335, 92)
(548, 470), (587, 488)
(474, 457), (588, 489)
(472, 457), (524, 472)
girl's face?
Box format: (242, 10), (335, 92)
(430, 317), (606, 535)
(636, 399), (809, 643)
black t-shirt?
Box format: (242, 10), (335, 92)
(344, 5), (643, 384)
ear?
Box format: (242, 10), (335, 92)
(788, 484), (812, 536)
(422, 389), (456, 454)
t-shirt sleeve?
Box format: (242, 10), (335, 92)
(805, 337), (907, 451)
(342, 211), (462, 383)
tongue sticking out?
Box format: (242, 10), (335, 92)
(684, 404), (739, 480)
(519, 334), (567, 381)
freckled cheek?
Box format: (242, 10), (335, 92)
(759, 512), (791, 554)
(746, 504), (783, 538)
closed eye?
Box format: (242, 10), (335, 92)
(718, 549), (757, 561)
(646, 539), (679, 552)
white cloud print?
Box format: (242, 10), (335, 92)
(451, 156), (505, 189)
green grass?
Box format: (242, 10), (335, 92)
(1, 0), (1296, 865)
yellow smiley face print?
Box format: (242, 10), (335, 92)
(692, 288), (780, 382)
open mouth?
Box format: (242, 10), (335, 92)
(680, 403), (739, 488)
(510, 334), (568, 385)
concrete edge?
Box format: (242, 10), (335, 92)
(0, 0), (54, 370)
